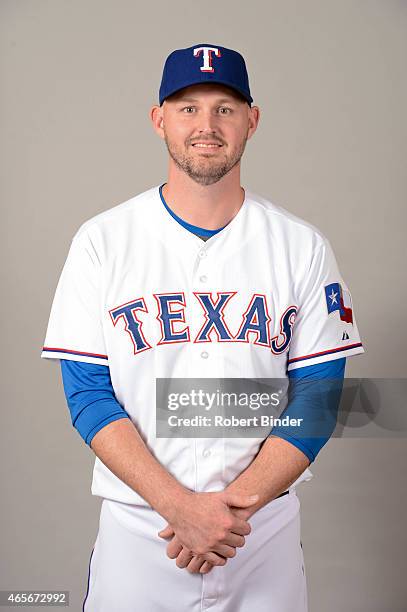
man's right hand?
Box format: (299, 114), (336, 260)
(160, 490), (258, 560)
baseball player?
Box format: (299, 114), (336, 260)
(41, 43), (364, 611)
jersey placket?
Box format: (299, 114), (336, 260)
(187, 240), (225, 608)
(186, 239), (225, 485)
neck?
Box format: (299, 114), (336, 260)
(162, 163), (245, 230)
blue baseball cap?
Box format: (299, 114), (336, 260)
(159, 43), (253, 107)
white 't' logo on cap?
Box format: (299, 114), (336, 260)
(193, 46), (221, 73)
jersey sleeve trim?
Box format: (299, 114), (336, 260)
(288, 342), (363, 364)
(42, 346), (108, 359)
(287, 342), (364, 370)
(41, 346), (108, 365)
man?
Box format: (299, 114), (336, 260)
(41, 43), (364, 611)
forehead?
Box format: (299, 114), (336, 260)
(165, 83), (245, 104)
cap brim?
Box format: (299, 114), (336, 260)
(160, 79), (253, 106)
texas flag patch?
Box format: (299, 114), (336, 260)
(325, 282), (353, 324)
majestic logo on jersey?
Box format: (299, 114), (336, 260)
(325, 282), (353, 324)
(109, 292), (298, 356)
(193, 46), (221, 73)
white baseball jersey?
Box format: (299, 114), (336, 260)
(41, 184), (364, 506)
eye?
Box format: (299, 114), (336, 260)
(219, 107), (232, 114)
(182, 106), (196, 113)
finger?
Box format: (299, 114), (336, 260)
(158, 525), (175, 539)
(221, 533), (245, 548)
(200, 561), (214, 574)
(229, 507), (251, 521)
(202, 551), (227, 566)
(223, 492), (259, 508)
(229, 517), (252, 536)
(186, 555), (207, 574)
(176, 547), (194, 569)
(167, 535), (184, 559)
(212, 544), (237, 559)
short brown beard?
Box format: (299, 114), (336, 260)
(163, 132), (249, 186)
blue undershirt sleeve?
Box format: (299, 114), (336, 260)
(268, 357), (346, 463)
(60, 357), (345, 456)
(59, 359), (130, 446)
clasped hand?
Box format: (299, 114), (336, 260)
(158, 490), (259, 575)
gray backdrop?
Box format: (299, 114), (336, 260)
(1, 0), (406, 610)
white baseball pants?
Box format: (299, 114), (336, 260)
(82, 489), (308, 612)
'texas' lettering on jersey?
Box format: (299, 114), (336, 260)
(109, 292), (298, 356)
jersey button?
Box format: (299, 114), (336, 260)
(198, 249), (207, 259)
(202, 449), (211, 458)
(199, 275), (208, 283)
(200, 351), (209, 359)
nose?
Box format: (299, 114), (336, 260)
(197, 108), (218, 133)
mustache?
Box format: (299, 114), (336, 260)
(189, 138), (224, 146)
